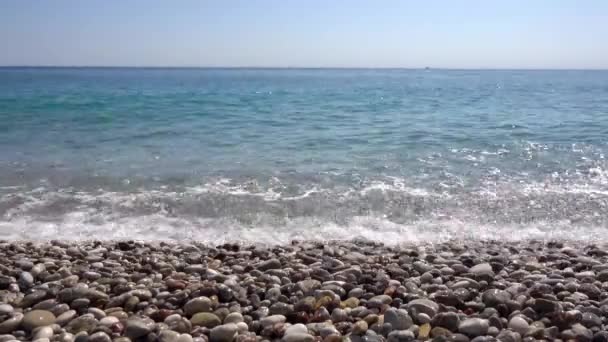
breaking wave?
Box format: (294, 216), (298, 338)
(1, 173), (607, 244)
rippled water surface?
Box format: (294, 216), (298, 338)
(1, 68), (608, 242)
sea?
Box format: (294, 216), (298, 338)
(1, 67), (607, 244)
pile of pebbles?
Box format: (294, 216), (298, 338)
(1, 239), (608, 342)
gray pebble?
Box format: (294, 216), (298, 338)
(384, 308), (413, 330)
(407, 299), (439, 318)
(124, 318), (154, 339)
(459, 318), (489, 337)
(507, 316), (529, 336)
(210, 323), (238, 342)
(387, 330), (415, 342)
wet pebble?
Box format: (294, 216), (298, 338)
(0, 240), (607, 341)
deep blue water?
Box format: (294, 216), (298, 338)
(1, 68), (608, 242)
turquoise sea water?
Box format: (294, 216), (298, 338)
(1, 68), (608, 242)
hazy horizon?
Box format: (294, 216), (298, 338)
(2, 66), (608, 71)
(1, 0), (607, 69)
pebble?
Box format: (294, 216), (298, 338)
(0, 313), (23, 334)
(210, 323), (238, 342)
(459, 318), (489, 337)
(571, 323), (593, 341)
(258, 259), (282, 271)
(387, 330), (415, 342)
(88, 331), (112, 342)
(177, 334), (194, 342)
(341, 297), (360, 309)
(0, 305), (13, 316)
(384, 308), (413, 330)
(33, 326), (54, 340)
(352, 320), (368, 335)
(407, 299), (439, 318)
(283, 333), (315, 342)
(68, 315), (99, 335)
(482, 289), (511, 307)
(594, 331), (608, 342)
(0, 335), (17, 342)
(185, 297), (213, 316)
(285, 324), (308, 335)
(21, 310), (56, 332)
(416, 313), (431, 324)
(508, 316), (529, 336)
(330, 308), (349, 323)
(431, 312), (460, 331)
(533, 298), (558, 314)
(159, 330), (181, 342)
(224, 312), (244, 324)
(470, 263), (493, 275)
(87, 308), (106, 320)
(0, 240), (607, 341)
(297, 280), (321, 295)
(124, 318), (154, 339)
(18, 272), (34, 289)
(496, 330), (520, 342)
(190, 313), (222, 328)
(581, 312), (602, 328)
(55, 310), (77, 326)
(260, 315), (286, 327)
(418, 323), (431, 339)
(99, 316), (119, 327)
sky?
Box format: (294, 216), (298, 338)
(1, 0), (607, 69)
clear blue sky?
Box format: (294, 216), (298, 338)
(1, 0), (607, 69)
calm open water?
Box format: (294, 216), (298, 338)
(1, 68), (608, 243)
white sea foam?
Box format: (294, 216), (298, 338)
(1, 212), (606, 244)
(2, 174), (608, 243)
(358, 178), (436, 197)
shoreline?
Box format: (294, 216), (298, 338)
(1, 239), (607, 341)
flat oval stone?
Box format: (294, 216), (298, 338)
(184, 297), (213, 316)
(99, 316), (120, 327)
(56, 310), (77, 326)
(458, 318), (489, 337)
(190, 312), (221, 328)
(87, 308), (106, 320)
(22, 310), (56, 332)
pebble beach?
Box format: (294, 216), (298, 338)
(1, 240), (608, 342)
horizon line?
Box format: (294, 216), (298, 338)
(1, 65), (608, 71)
